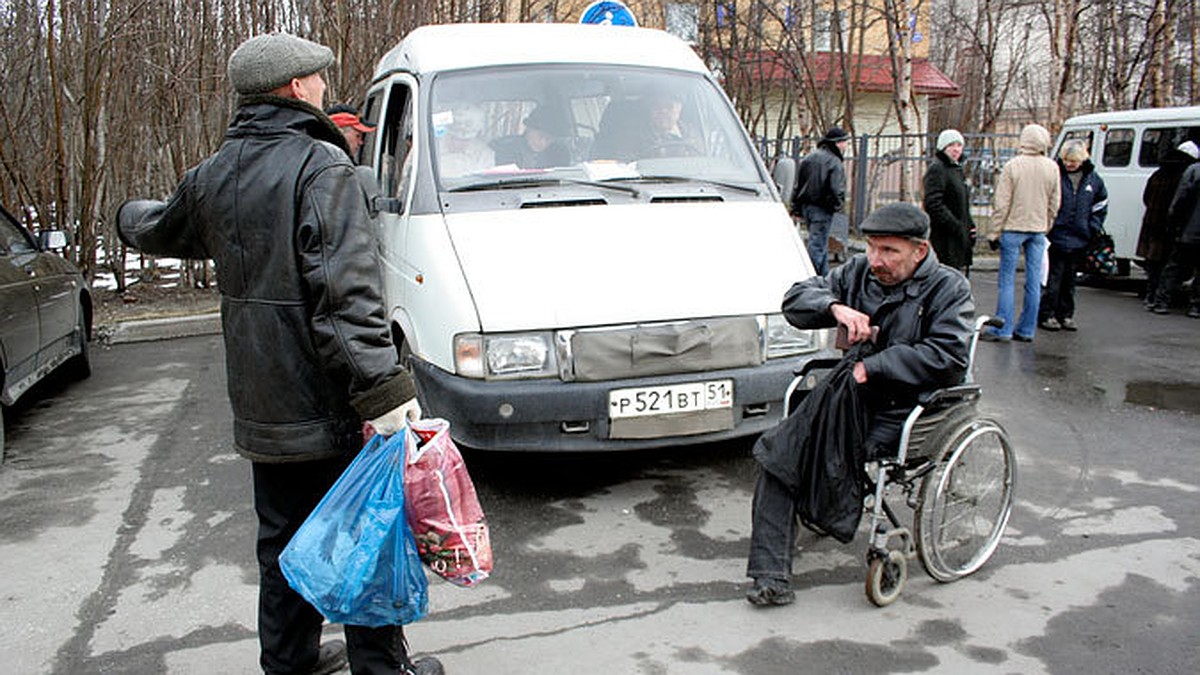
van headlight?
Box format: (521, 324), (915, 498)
(454, 332), (558, 379)
(764, 314), (820, 358)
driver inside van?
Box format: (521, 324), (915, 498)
(436, 104), (494, 178)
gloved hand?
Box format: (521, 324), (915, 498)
(366, 398), (422, 436)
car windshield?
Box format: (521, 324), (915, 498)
(429, 64), (764, 191)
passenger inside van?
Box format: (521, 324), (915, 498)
(491, 106), (572, 169)
(436, 104), (494, 177)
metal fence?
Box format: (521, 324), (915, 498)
(758, 132), (1023, 231)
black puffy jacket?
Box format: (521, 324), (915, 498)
(118, 96), (414, 462)
(1049, 159), (1108, 252)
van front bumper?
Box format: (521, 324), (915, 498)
(409, 353), (834, 452)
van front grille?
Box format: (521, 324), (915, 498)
(565, 317), (762, 382)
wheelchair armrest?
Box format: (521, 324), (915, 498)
(792, 357), (842, 377)
(917, 384), (982, 407)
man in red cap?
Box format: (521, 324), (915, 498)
(327, 103), (375, 160)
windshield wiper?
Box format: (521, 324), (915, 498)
(607, 174), (761, 196)
(447, 177), (640, 197)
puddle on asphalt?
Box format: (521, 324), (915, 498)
(1124, 380), (1200, 414)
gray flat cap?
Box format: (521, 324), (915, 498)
(860, 202), (930, 239)
(228, 33), (333, 95)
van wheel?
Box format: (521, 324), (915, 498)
(65, 301), (92, 380)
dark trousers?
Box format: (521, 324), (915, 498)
(1154, 242), (1200, 309)
(1039, 246), (1084, 321)
(746, 409), (903, 581)
(253, 458), (410, 675)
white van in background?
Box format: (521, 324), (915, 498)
(1054, 105), (1200, 274)
(357, 24), (827, 451)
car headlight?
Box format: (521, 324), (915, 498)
(764, 314), (820, 358)
(454, 332), (558, 379)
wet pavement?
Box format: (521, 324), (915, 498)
(1, 270), (1198, 674)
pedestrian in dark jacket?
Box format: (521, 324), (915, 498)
(923, 128), (976, 274)
(1139, 141), (1199, 308)
(791, 126), (850, 275)
(117, 33), (442, 675)
(1039, 140), (1108, 331)
(1152, 157), (1200, 317)
(745, 203), (974, 607)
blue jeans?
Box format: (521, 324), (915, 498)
(992, 231), (1045, 339)
(802, 204), (834, 275)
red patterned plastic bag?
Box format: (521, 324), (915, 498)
(403, 419), (493, 587)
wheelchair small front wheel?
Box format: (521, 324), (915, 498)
(915, 416), (1016, 582)
(865, 549), (908, 607)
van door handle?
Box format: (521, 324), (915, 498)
(372, 196), (403, 215)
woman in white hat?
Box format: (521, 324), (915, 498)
(923, 129), (975, 275)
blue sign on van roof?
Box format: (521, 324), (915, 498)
(580, 1), (638, 26)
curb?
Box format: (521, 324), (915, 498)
(97, 312), (222, 345)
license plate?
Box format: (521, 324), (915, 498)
(608, 380), (733, 419)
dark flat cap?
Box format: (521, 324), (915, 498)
(860, 202), (930, 239)
(228, 33), (333, 95)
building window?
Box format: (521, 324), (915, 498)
(666, 3), (699, 44)
(716, 3), (734, 28)
(813, 9), (847, 51)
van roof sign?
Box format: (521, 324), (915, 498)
(580, 1), (638, 26)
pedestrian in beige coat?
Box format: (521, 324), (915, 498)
(983, 123), (1061, 342)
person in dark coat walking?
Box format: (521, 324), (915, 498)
(1038, 140), (1108, 331)
(1152, 156), (1200, 317)
(1138, 141), (1199, 307)
(923, 129), (975, 274)
(792, 126), (850, 275)
(117, 33), (442, 675)
(745, 203), (974, 607)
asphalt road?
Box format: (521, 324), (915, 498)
(2, 271), (1198, 674)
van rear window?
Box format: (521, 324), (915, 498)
(1102, 129), (1134, 167)
(1139, 126), (1200, 167)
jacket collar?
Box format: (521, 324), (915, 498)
(228, 94), (352, 156)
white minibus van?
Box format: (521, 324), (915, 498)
(1054, 105), (1200, 274)
(357, 23), (828, 451)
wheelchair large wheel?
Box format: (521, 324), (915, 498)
(914, 415), (1015, 583)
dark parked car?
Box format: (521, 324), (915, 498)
(1, 203), (92, 460)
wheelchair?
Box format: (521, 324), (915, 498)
(782, 315), (1016, 606)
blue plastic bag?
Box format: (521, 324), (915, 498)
(279, 431), (429, 626)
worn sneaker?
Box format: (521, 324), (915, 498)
(1059, 317), (1078, 331)
(978, 331), (1010, 343)
(1188, 307), (1200, 319)
(746, 578), (795, 607)
(311, 640), (348, 675)
(1039, 318), (1061, 331)
(404, 656), (445, 675)
(1151, 304), (1171, 315)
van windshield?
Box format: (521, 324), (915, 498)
(429, 64), (764, 191)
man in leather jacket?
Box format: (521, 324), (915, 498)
(746, 202), (974, 607)
(117, 33), (442, 675)
(791, 126), (850, 275)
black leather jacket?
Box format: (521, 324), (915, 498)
(791, 141), (847, 214)
(782, 249), (974, 411)
(118, 97), (414, 462)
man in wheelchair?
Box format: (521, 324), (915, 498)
(746, 202), (975, 606)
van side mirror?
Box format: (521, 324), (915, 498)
(355, 165), (402, 216)
(772, 157), (796, 206)
(38, 230), (68, 251)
